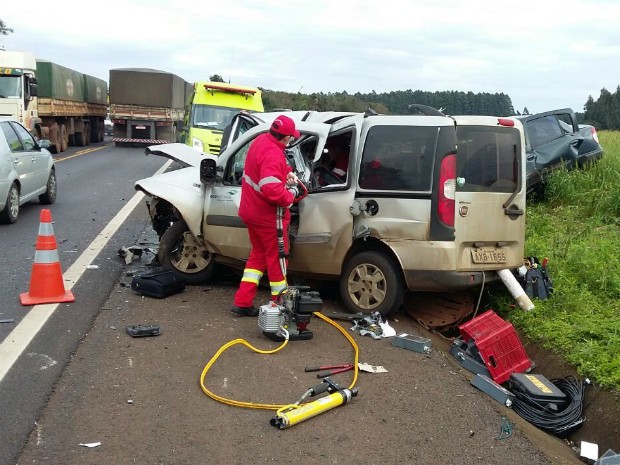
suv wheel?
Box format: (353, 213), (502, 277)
(0, 183), (20, 224)
(158, 220), (216, 283)
(340, 250), (405, 316)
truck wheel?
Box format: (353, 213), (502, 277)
(0, 183), (20, 224)
(158, 220), (216, 284)
(75, 132), (86, 147)
(91, 120), (103, 142)
(60, 125), (68, 152)
(84, 123), (91, 146)
(50, 126), (60, 154)
(39, 169), (57, 205)
(340, 250), (405, 316)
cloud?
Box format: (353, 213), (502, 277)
(2, 0), (620, 113)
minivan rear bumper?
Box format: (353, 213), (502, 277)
(403, 269), (499, 292)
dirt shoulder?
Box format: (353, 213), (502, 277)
(17, 274), (583, 465)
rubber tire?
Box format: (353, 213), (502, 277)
(50, 126), (60, 154)
(339, 250), (405, 316)
(39, 169), (57, 204)
(75, 131), (86, 147)
(0, 182), (20, 224)
(158, 220), (216, 284)
(84, 123), (90, 146)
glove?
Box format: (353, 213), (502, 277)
(287, 184), (301, 199)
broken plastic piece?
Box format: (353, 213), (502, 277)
(126, 325), (161, 337)
(357, 362), (387, 373)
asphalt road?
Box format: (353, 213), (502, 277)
(11, 270), (582, 465)
(0, 139), (610, 464)
(0, 138), (167, 465)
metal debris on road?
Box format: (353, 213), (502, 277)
(78, 442), (101, 448)
(496, 416), (514, 440)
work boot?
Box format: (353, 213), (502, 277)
(230, 305), (259, 317)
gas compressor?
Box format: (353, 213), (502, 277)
(258, 286), (321, 341)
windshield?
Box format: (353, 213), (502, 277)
(0, 76), (22, 98)
(190, 105), (245, 131)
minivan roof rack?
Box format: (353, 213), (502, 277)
(408, 104), (446, 116)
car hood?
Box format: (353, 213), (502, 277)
(145, 143), (216, 168)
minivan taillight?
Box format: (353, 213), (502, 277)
(438, 154), (456, 227)
(591, 126), (600, 144)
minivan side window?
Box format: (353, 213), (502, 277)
(359, 125), (436, 191)
(457, 126), (520, 193)
(223, 137), (253, 186)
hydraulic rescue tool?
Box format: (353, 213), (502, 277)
(271, 377), (359, 429)
(259, 182), (316, 342)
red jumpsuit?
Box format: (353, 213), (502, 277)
(233, 132), (295, 308)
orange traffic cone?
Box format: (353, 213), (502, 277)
(20, 209), (74, 306)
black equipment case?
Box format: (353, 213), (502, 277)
(131, 270), (186, 298)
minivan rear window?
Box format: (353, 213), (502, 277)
(456, 127), (521, 193)
(359, 125), (437, 191)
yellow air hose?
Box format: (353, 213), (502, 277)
(199, 311), (359, 410)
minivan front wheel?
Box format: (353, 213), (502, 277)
(158, 220), (216, 284)
(340, 250), (405, 316)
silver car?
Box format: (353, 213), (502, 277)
(0, 118), (56, 224)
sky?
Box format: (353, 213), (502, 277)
(2, 0), (619, 114)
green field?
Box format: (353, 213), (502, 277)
(492, 130), (620, 391)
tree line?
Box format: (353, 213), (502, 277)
(584, 87), (620, 130)
(262, 88), (516, 117)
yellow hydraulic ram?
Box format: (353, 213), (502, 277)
(271, 377), (359, 429)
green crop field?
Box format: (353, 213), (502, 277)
(491, 131), (620, 391)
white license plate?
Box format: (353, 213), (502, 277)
(135, 125), (146, 129)
(471, 248), (507, 264)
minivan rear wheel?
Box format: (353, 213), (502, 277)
(340, 251), (405, 316)
(158, 220), (216, 284)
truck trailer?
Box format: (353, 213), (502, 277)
(0, 50), (108, 153)
(109, 68), (189, 146)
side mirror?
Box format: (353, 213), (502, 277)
(29, 82), (38, 98)
(37, 139), (51, 150)
(200, 158), (217, 185)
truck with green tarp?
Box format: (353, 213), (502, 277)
(109, 68), (189, 146)
(0, 50), (108, 153)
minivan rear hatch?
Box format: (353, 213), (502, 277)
(452, 116), (526, 271)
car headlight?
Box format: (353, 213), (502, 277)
(192, 137), (203, 152)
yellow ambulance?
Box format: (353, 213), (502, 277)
(182, 82), (264, 155)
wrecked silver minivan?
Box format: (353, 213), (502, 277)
(135, 111), (526, 315)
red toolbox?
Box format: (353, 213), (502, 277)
(458, 310), (531, 384)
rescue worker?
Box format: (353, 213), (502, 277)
(231, 115), (301, 316)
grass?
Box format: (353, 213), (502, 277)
(490, 130), (620, 391)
